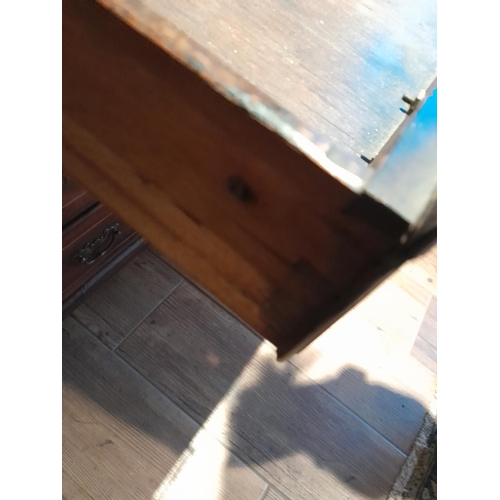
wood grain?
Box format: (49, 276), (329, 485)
(72, 249), (182, 347)
(288, 293), (434, 455)
(118, 281), (407, 500)
(63, 237), (146, 319)
(263, 487), (287, 500)
(400, 243), (437, 296)
(62, 204), (137, 300)
(62, 316), (267, 500)
(62, 172), (98, 227)
(417, 295), (437, 347)
(289, 247), (437, 453)
(63, 470), (95, 500)
(411, 296), (437, 373)
(63, 0), (410, 356)
(118, 281), (263, 421)
(143, 0), (436, 161)
(352, 277), (430, 349)
(411, 334), (437, 374)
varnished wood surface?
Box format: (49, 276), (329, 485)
(62, 204), (137, 300)
(63, 0), (410, 357)
(62, 173), (98, 227)
(99, 0), (436, 163)
(62, 237), (146, 318)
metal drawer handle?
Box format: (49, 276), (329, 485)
(76, 224), (121, 265)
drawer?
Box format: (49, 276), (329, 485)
(62, 204), (137, 300)
(62, 172), (98, 226)
(63, 1), (410, 358)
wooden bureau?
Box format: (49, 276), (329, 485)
(62, 172), (144, 315)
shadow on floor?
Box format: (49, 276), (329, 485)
(63, 325), (426, 499)
(226, 363), (425, 499)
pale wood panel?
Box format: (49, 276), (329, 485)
(62, 316), (267, 500)
(71, 249), (182, 347)
(118, 281), (406, 500)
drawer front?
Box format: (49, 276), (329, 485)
(62, 204), (136, 300)
(62, 172), (98, 226)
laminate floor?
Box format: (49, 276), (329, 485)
(63, 245), (437, 500)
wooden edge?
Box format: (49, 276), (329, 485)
(62, 237), (146, 319)
(277, 228), (437, 360)
(95, 0), (370, 189)
(368, 78), (437, 174)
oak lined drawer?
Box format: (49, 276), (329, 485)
(62, 203), (137, 300)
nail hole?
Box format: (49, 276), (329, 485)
(227, 175), (255, 203)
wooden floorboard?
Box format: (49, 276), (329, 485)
(62, 316), (267, 500)
(417, 296), (437, 347)
(117, 281), (406, 500)
(411, 297), (437, 374)
(71, 249), (182, 348)
(64, 244), (437, 500)
(117, 281), (264, 422)
(411, 334), (437, 374)
(263, 487), (287, 500)
(63, 469), (95, 500)
(289, 265), (436, 454)
(400, 244), (437, 296)
(352, 274), (431, 350)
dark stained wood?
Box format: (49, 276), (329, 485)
(62, 172), (98, 227)
(117, 280), (406, 500)
(62, 237), (146, 319)
(63, 0), (410, 357)
(144, 0), (436, 162)
(71, 249), (182, 348)
(62, 316), (267, 500)
(62, 203), (138, 300)
(62, 172), (144, 315)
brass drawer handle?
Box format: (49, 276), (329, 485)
(76, 224), (121, 265)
